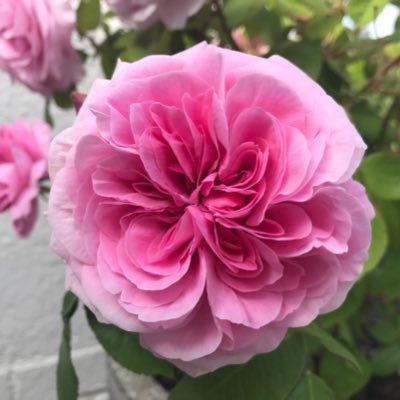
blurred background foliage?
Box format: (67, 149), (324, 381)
(55, 1), (400, 399)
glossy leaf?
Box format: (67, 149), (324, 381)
(320, 352), (371, 399)
(169, 335), (306, 400)
(278, 42), (322, 79)
(361, 153), (400, 200)
(86, 308), (174, 377)
(302, 324), (361, 370)
(288, 371), (335, 400)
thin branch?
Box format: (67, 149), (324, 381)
(371, 95), (400, 150)
(212, 0), (241, 51)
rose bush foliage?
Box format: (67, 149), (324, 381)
(48, 43), (373, 375)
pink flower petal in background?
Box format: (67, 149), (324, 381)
(0, 119), (50, 238)
(0, 0), (83, 95)
(106, 0), (206, 30)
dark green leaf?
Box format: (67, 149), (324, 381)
(57, 292), (79, 400)
(77, 0), (101, 32)
(377, 200), (400, 250)
(361, 153), (400, 200)
(62, 291), (79, 323)
(170, 335), (306, 400)
(317, 282), (365, 328)
(320, 352), (371, 399)
(224, 0), (265, 27)
(369, 319), (399, 344)
(86, 308), (174, 377)
(371, 344), (400, 376)
(288, 371), (335, 400)
(302, 324), (361, 370)
(371, 252), (400, 300)
(363, 214), (388, 275)
(53, 89), (74, 109)
(57, 325), (79, 400)
(278, 42), (322, 80)
(100, 35), (120, 78)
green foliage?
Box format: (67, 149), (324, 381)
(85, 308), (175, 377)
(302, 324), (361, 370)
(170, 335), (306, 400)
(57, 292), (79, 400)
(363, 214), (388, 274)
(53, 0), (400, 397)
(77, 0), (101, 32)
(361, 153), (400, 200)
(347, 0), (389, 27)
(288, 371), (335, 400)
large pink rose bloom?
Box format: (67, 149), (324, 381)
(106, 0), (205, 30)
(0, 0), (83, 95)
(0, 120), (50, 238)
(48, 43), (374, 376)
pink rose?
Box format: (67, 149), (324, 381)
(0, 120), (50, 238)
(48, 43), (374, 376)
(0, 0), (83, 95)
(106, 0), (205, 30)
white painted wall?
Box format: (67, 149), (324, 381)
(0, 60), (109, 400)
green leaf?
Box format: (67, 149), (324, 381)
(268, 0), (316, 20)
(377, 200), (400, 251)
(224, 0), (265, 27)
(351, 103), (382, 143)
(62, 292), (79, 323)
(371, 344), (400, 376)
(278, 42), (322, 80)
(302, 324), (361, 370)
(77, 0), (101, 32)
(320, 352), (371, 399)
(57, 292), (79, 400)
(363, 215), (388, 275)
(369, 319), (399, 344)
(246, 9), (282, 46)
(53, 89), (74, 109)
(371, 252), (400, 300)
(305, 12), (342, 39)
(347, 0), (389, 26)
(361, 153), (400, 200)
(170, 335), (306, 400)
(288, 371), (334, 400)
(317, 282), (365, 328)
(100, 34), (120, 78)
(86, 308), (174, 377)
(57, 325), (79, 400)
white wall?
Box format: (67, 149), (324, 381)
(0, 61), (109, 400)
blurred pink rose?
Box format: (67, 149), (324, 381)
(106, 0), (205, 30)
(48, 43), (374, 376)
(0, 120), (50, 238)
(0, 0), (83, 95)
